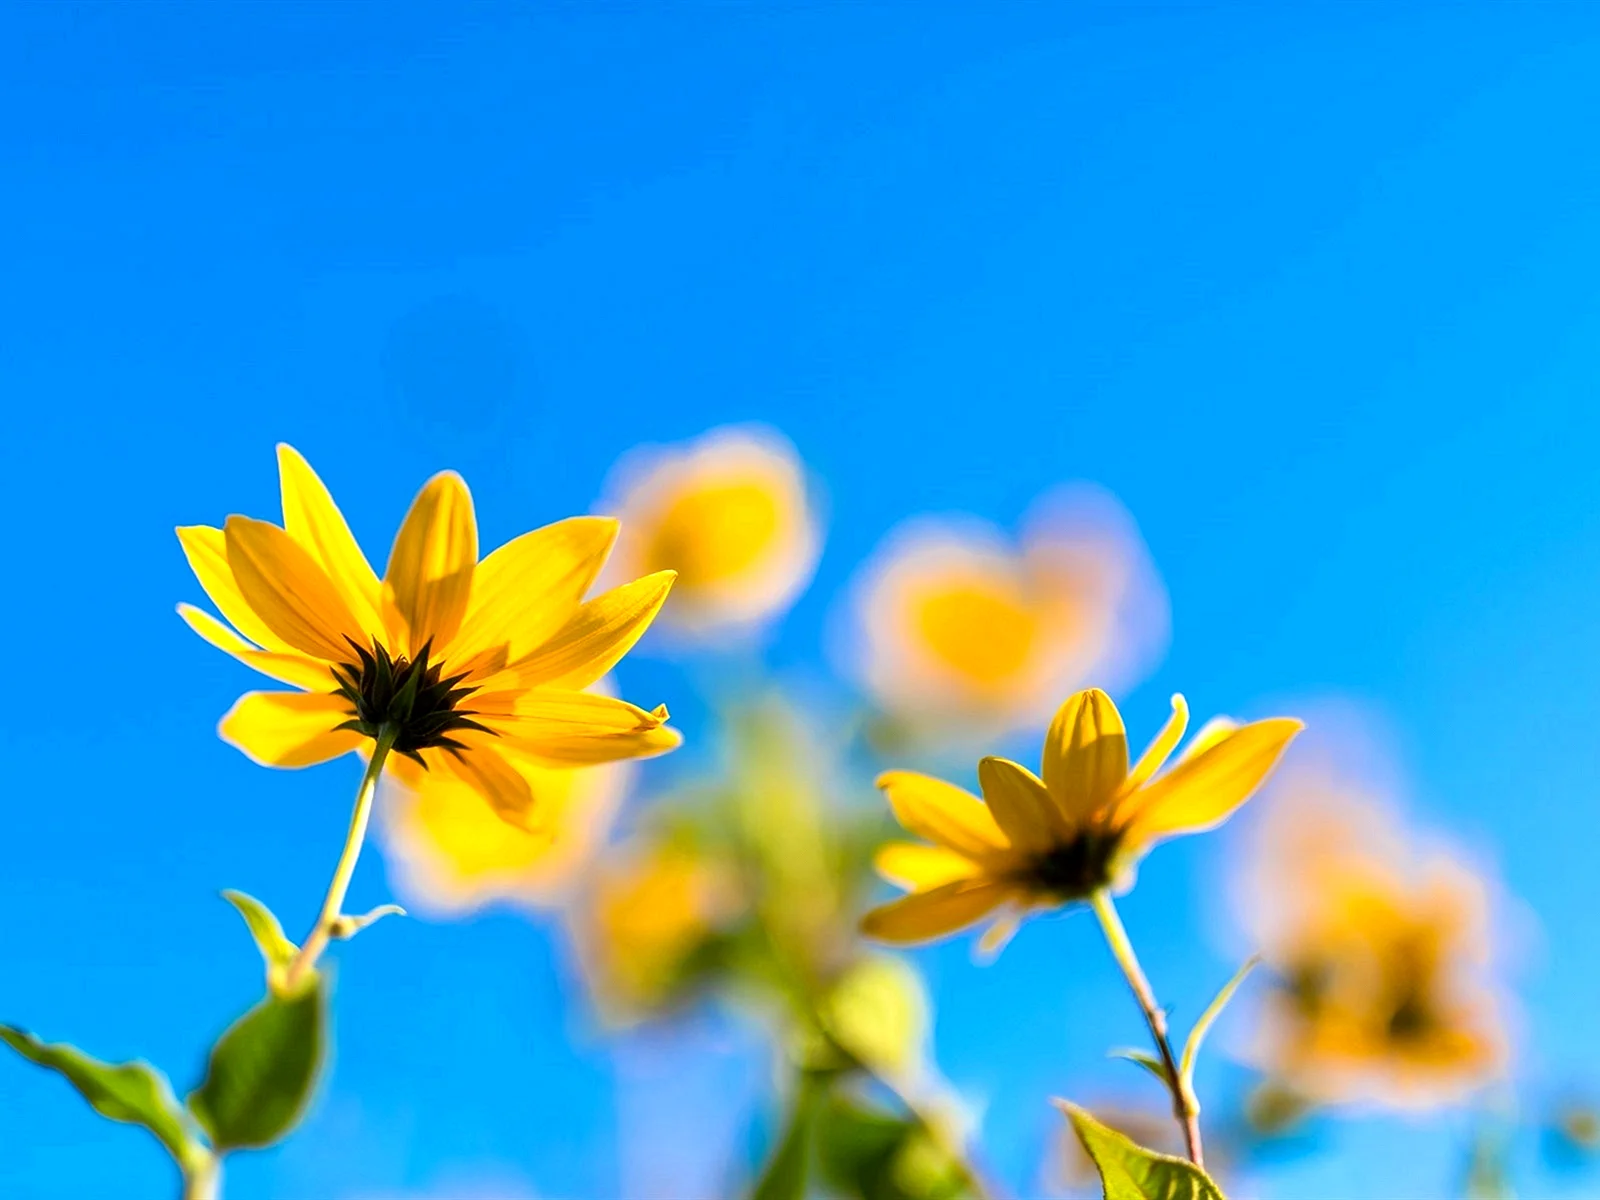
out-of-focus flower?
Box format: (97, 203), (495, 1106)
(570, 836), (745, 1020)
(378, 754), (631, 916)
(177, 444), (679, 826)
(862, 689), (1300, 945)
(1239, 778), (1508, 1111)
(843, 486), (1166, 741)
(599, 426), (821, 637)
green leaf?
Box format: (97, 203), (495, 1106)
(187, 978), (326, 1151)
(1110, 1047), (1174, 1088)
(221, 890), (298, 979)
(0, 1025), (198, 1164)
(750, 1075), (823, 1200)
(816, 1093), (975, 1200)
(1055, 1101), (1225, 1200)
(1177, 956), (1258, 1112)
(819, 957), (927, 1076)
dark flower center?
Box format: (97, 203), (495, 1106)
(1023, 834), (1117, 901)
(331, 637), (493, 765)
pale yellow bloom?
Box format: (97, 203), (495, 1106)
(178, 444), (679, 827)
(378, 755), (631, 916)
(599, 426), (820, 636)
(1240, 779), (1508, 1111)
(862, 688), (1301, 945)
(571, 839), (743, 1018)
(845, 487), (1165, 738)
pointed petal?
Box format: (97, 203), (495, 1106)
(1124, 693), (1189, 791)
(978, 756), (1071, 852)
(1179, 716), (1238, 761)
(224, 516), (365, 661)
(1042, 688), (1129, 823)
(177, 525), (292, 653)
(383, 471), (477, 656)
(873, 842), (983, 891)
(875, 770), (1011, 860)
(178, 604), (336, 690)
(1120, 717), (1304, 847)
(860, 879), (1013, 944)
(976, 910), (1023, 961)
(276, 444), (385, 638)
(484, 689), (682, 765)
(449, 516), (620, 671)
(440, 740), (541, 832)
(508, 571), (675, 689)
(218, 691), (362, 768)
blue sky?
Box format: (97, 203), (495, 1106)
(5, 3), (1600, 1196)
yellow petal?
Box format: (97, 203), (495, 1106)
(1120, 716), (1304, 847)
(1180, 716), (1238, 761)
(1125, 693), (1189, 791)
(977, 756), (1071, 852)
(875, 770), (1011, 860)
(383, 471), (477, 656)
(507, 571), (676, 689)
(276, 444), (385, 639)
(484, 689), (682, 765)
(178, 603), (336, 691)
(176, 525), (292, 653)
(439, 739), (540, 831)
(448, 516), (620, 671)
(1041, 688), (1128, 823)
(224, 516), (365, 661)
(860, 879), (1013, 944)
(218, 691), (361, 768)
(873, 842), (983, 891)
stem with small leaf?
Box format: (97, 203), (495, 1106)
(282, 725), (398, 993)
(1089, 889), (1203, 1167)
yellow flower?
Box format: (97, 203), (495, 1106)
(178, 444), (680, 825)
(862, 688), (1301, 945)
(846, 489), (1165, 738)
(1241, 782), (1507, 1110)
(599, 426), (820, 635)
(378, 755), (631, 916)
(571, 838), (743, 1019)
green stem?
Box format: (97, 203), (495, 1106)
(1089, 889), (1203, 1167)
(180, 1152), (221, 1200)
(282, 726), (398, 992)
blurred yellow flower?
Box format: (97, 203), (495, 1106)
(862, 688), (1300, 945)
(845, 487), (1166, 739)
(571, 838), (743, 1019)
(1240, 780), (1508, 1111)
(178, 444), (680, 826)
(379, 754), (631, 916)
(599, 426), (820, 636)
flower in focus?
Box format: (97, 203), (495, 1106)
(378, 756), (631, 916)
(570, 836), (744, 1020)
(178, 444), (680, 827)
(844, 486), (1166, 740)
(1239, 779), (1508, 1111)
(862, 688), (1301, 945)
(599, 426), (821, 637)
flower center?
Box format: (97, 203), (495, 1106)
(1024, 834), (1117, 901)
(331, 638), (493, 765)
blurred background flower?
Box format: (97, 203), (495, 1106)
(598, 425), (823, 642)
(1235, 762), (1510, 1115)
(841, 485), (1166, 746)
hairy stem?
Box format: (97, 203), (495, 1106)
(1090, 888), (1203, 1167)
(282, 726), (398, 992)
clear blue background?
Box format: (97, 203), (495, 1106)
(4, 3), (1600, 1196)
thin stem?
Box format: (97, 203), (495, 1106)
(282, 726), (398, 992)
(1089, 888), (1203, 1167)
(180, 1152), (221, 1200)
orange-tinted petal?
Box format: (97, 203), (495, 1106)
(860, 879), (1014, 944)
(176, 525), (292, 653)
(977, 756), (1070, 852)
(1041, 688), (1128, 823)
(873, 842), (984, 891)
(224, 516), (365, 661)
(875, 770), (1011, 860)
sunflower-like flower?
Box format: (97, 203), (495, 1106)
(862, 688), (1300, 945)
(1241, 780), (1507, 1111)
(178, 445), (680, 825)
(598, 425), (821, 638)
